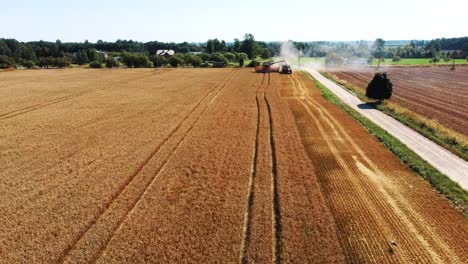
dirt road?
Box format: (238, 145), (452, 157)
(306, 68), (468, 190)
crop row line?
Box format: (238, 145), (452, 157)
(239, 81), (262, 264)
(93, 70), (235, 262)
(57, 70), (235, 263)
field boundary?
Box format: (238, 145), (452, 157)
(303, 71), (467, 216)
(320, 71), (468, 161)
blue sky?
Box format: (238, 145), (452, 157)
(2, 0), (467, 43)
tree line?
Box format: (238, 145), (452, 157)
(1, 35), (467, 69)
(0, 33), (275, 69)
(325, 37), (468, 66)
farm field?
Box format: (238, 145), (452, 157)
(370, 58), (468, 65)
(325, 65), (468, 134)
(0, 68), (467, 263)
(274, 57), (468, 67)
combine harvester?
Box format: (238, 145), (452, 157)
(255, 60), (292, 74)
(255, 60), (292, 85)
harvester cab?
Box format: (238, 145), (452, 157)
(279, 64), (292, 74)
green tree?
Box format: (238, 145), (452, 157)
(197, 53), (210, 61)
(240, 33), (259, 59)
(233, 38), (241, 52)
(89, 61), (102, 68)
(392, 56), (401, 63)
(206, 39), (214, 53)
(106, 56), (118, 68)
(4, 39), (20, 58)
(442, 53), (450, 62)
(210, 52), (229, 65)
(134, 55), (152, 67)
(212, 39), (222, 52)
(239, 57), (244, 67)
(220, 40), (227, 52)
(20, 60), (35, 69)
(223, 52), (236, 62)
(151, 55), (168, 67)
(87, 49), (98, 62)
(260, 48), (271, 59)
(429, 57), (440, 63)
(18, 45), (37, 62)
(366, 72), (393, 102)
(55, 57), (71, 68)
(122, 52), (152, 68)
(0, 40), (11, 56)
(0, 55), (15, 69)
(37, 57), (54, 68)
(247, 59), (260, 67)
(190, 56), (202, 67)
(168, 56), (184, 67)
(77, 50), (89, 65)
(372, 38), (385, 68)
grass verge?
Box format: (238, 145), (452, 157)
(320, 71), (468, 161)
(303, 71), (467, 216)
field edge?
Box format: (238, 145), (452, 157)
(320, 71), (468, 161)
(303, 71), (468, 216)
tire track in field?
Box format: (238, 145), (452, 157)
(294, 75), (461, 263)
(239, 82), (262, 264)
(58, 70), (235, 264)
(287, 74), (401, 262)
(293, 96), (397, 263)
(0, 71), (167, 121)
(239, 76), (282, 264)
(288, 75), (388, 263)
(291, 74), (425, 262)
(91, 71), (235, 263)
(289, 73), (461, 263)
(264, 92), (282, 264)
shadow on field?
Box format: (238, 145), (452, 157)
(357, 103), (376, 110)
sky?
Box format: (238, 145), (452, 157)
(2, 0), (467, 43)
